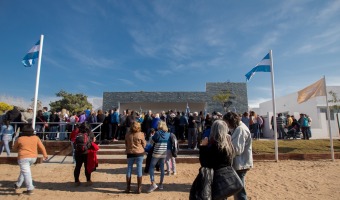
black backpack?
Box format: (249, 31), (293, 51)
(170, 133), (179, 157)
(74, 132), (90, 153)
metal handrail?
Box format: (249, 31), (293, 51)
(9, 121), (104, 141)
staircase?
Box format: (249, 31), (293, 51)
(0, 140), (200, 165)
(97, 140), (199, 164)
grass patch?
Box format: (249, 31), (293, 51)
(252, 139), (340, 154)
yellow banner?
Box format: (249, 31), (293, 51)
(297, 78), (326, 104)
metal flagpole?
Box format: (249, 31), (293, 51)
(323, 76), (335, 161)
(269, 50), (279, 162)
(32, 34), (44, 130)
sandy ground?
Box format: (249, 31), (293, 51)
(0, 160), (340, 200)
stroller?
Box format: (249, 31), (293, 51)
(284, 125), (301, 139)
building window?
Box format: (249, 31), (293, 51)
(320, 108), (335, 120)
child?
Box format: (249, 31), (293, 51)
(87, 141), (99, 175)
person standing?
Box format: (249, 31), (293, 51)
(74, 123), (95, 186)
(276, 113), (285, 139)
(0, 120), (15, 156)
(111, 108), (120, 141)
(59, 109), (69, 140)
(249, 111), (258, 139)
(48, 110), (60, 140)
(142, 110), (153, 141)
(223, 112), (253, 200)
(298, 113), (308, 140)
(306, 114), (312, 138)
(190, 119), (236, 199)
(147, 121), (170, 193)
(124, 121), (146, 193)
(119, 110), (127, 140)
(96, 110), (105, 140)
(21, 107), (34, 124)
(178, 112), (188, 141)
(5, 106), (22, 131)
(187, 112), (199, 150)
(13, 125), (48, 195)
(35, 110), (46, 140)
(241, 112), (250, 129)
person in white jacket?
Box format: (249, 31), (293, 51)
(223, 112), (253, 200)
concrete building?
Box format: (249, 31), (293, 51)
(103, 82), (248, 114)
(255, 86), (340, 139)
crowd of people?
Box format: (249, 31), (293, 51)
(1, 105), (254, 199)
(240, 110), (312, 140)
(270, 112), (312, 140)
(0, 105), (314, 197)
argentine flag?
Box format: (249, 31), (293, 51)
(245, 53), (271, 81)
(185, 102), (190, 117)
(22, 40), (40, 67)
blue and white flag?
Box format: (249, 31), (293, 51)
(22, 40), (40, 67)
(185, 102), (190, 117)
(245, 53), (271, 81)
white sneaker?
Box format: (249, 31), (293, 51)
(147, 184), (158, 193)
(173, 172), (177, 175)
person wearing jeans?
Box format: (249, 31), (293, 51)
(235, 170), (248, 200)
(124, 121), (146, 193)
(147, 121), (170, 193)
(223, 112), (253, 200)
(12, 125), (48, 195)
(0, 120), (15, 156)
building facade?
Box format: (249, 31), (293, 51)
(256, 86), (340, 139)
(103, 82), (248, 114)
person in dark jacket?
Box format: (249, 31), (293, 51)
(74, 122), (95, 186)
(190, 120), (235, 199)
(5, 106), (22, 131)
(48, 110), (60, 140)
(142, 110), (153, 141)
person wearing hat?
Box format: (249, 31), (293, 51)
(12, 125), (48, 195)
(21, 107), (34, 124)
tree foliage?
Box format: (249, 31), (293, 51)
(212, 91), (231, 104)
(0, 102), (13, 114)
(328, 90), (340, 112)
(49, 90), (92, 114)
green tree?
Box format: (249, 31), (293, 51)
(328, 90), (340, 134)
(212, 91), (231, 112)
(0, 102), (13, 114)
(49, 90), (92, 114)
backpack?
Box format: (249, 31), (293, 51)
(170, 133), (179, 157)
(303, 117), (309, 127)
(74, 132), (90, 153)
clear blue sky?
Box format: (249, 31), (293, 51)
(1, 0), (340, 108)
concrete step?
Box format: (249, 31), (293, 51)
(97, 148), (199, 155)
(98, 143), (191, 149)
(97, 154), (199, 164)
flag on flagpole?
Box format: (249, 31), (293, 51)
(185, 102), (190, 117)
(22, 40), (40, 67)
(297, 78), (326, 104)
(245, 53), (271, 81)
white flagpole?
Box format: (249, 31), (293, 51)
(269, 50), (279, 162)
(323, 76), (335, 161)
(32, 34), (44, 130)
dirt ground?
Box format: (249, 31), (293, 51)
(0, 160), (340, 200)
